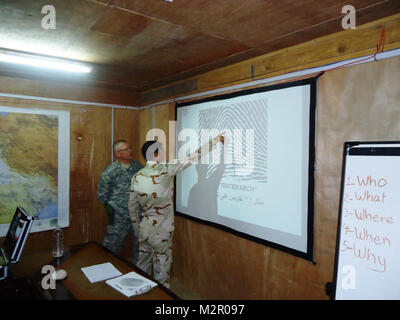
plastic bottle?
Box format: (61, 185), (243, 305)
(52, 225), (64, 258)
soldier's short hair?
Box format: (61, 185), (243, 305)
(113, 140), (128, 153)
(141, 140), (162, 161)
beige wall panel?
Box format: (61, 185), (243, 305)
(0, 75), (140, 106)
(138, 107), (154, 164)
(113, 108), (141, 160)
(154, 103), (173, 160)
(169, 55), (400, 299)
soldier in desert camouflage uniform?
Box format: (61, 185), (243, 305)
(128, 134), (224, 287)
(97, 140), (143, 264)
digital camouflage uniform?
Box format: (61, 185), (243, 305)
(128, 139), (221, 287)
(97, 159), (143, 263)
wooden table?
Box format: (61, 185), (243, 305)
(3, 242), (179, 300)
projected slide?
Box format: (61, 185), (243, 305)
(175, 79), (316, 259)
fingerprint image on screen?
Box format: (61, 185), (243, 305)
(175, 79), (316, 259)
(198, 97), (268, 184)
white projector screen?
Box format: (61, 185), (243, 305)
(175, 78), (317, 260)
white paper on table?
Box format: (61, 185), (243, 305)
(81, 262), (122, 283)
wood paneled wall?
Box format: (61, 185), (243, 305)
(138, 104), (176, 164)
(144, 54), (400, 301)
(141, 13), (400, 105)
(138, 14), (400, 300)
(0, 76), (140, 255)
(0, 75), (140, 107)
(0, 13), (399, 300)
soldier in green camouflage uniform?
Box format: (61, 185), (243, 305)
(128, 134), (224, 287)
(97, 140), (143, 264)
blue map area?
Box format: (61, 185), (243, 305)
(37, 202), (58, 219)
(0, 159), (10, 185)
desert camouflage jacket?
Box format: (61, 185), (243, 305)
(128, 138), (221, 235)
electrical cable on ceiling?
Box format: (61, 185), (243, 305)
(322, 26), (386, 72)
(0, 27), (392, 111)
(251, 27), (387, 86)
(142, 27), (396, 110)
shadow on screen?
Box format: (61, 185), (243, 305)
(188, 158), (226, 219)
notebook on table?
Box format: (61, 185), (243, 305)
(106, 271), (158, 298)
(81, 262), (122, 283)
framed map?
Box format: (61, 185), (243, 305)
(0, 106), (69, 236)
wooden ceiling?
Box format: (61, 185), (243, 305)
(0, 0), (399, 93)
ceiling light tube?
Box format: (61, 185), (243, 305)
(0, 52), (92, 73)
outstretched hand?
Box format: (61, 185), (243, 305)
(214, 132), (225, 145)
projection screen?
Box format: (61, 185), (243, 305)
(175, 78), (317, 260)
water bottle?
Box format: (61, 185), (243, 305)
(52, 225), (64, 258)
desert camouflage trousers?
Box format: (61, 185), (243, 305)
(137, 223), (173, 288)
(102, 208), (139, 265)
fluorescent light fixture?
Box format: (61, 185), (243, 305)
(0, 52), (92, 73)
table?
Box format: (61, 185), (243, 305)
(2, 242), (179, 300)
